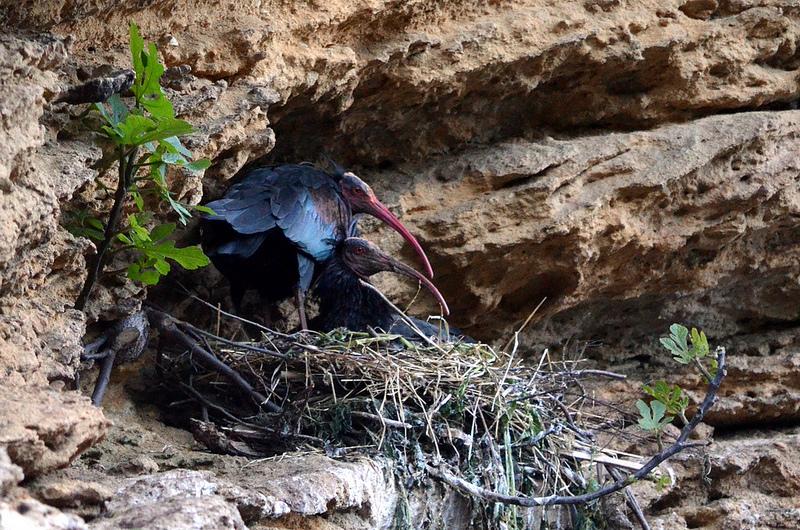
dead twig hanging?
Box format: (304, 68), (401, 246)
(83, 310), (149, 406)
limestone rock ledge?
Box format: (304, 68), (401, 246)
(9, 421), (799, 530)
(0, 447), (89, 530)
(642, 428), (800, 530)
(27, 450), (469, 530)
(0, 386), (109, 478)
(367, 110), (800, 349)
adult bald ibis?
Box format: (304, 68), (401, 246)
(200, 162), (433, 329)
(310, 237), (461, 340)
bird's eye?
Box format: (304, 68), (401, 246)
(355, 247), (366, 255)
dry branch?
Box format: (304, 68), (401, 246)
(75, 146), (139, 310)
(83, 311), (149, 405)
(146, 307), (281, 413)
(607, 464), (652, 530)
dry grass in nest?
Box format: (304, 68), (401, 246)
(152, 314), (645, 528)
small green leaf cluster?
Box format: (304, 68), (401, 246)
(440, 377), (471, 420)
(636, 324), (717, 440)
(118, 215), (208, 285)
(642, 380), (689, 420)
(635, 399), (672, 433)
(654, 474), (672, 491)
(95, 24), (211, 224)
(660, 324), (709, 365)
(65, 211), (106, 242)
(660, 323), (718, 381)
(75, 22), (211, 287)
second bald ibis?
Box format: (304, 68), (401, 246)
(310, 237), (462, 340)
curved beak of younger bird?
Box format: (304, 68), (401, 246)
(370, 200), (435, 279)
(385, 256), (450, 316)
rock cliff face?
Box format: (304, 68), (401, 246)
(1, 1), (800, 529)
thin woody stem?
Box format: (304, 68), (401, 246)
(75, 147), (139, 310)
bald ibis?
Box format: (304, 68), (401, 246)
(310, 237), (460, 340)
(200, 163), (433, 329)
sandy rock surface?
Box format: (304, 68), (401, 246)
(0, 386), (108, 477)
(1, 0), (799, 528)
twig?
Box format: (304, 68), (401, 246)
(568, 450), (643, 472)
(554, 398), (594, 442)
(358, 279), (446, 353)
(694, 358), (713, 384)
(178, 382), (265, 429)
(178, 383), (323, 445)
(427, 347), (726, 506)
(502, 297), (547, 352)
(351, 411), (415, 430)
(607, 465), (651, 530)
(82, 335), (109, 359)
(86, 311), (150, 406)
(146, 307), (281, 413)
(175, 285), (295, 339)
(75, 146), (138, 310)
(180, 321), (289, 360)
(90, 351), (117, 406)
(511, 425), (561, 448)
(567, 369), (627, 380)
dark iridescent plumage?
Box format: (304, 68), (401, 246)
(201, 162), (437, 331)
(310, 238), (467, 342)
(200, 164), (351, 318)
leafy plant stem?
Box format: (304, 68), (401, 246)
(68, 23), (211, 306)
(694, 358), (713, 384)
(107, 244), (135, 255)
(75, 146), (139, 310)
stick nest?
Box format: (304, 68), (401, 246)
(156, 322), (638, 527)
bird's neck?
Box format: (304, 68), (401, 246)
(311, 258), (396, 332)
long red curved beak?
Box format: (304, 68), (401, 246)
(386, 258), (450, 316)
(370, 200), (434, 279)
